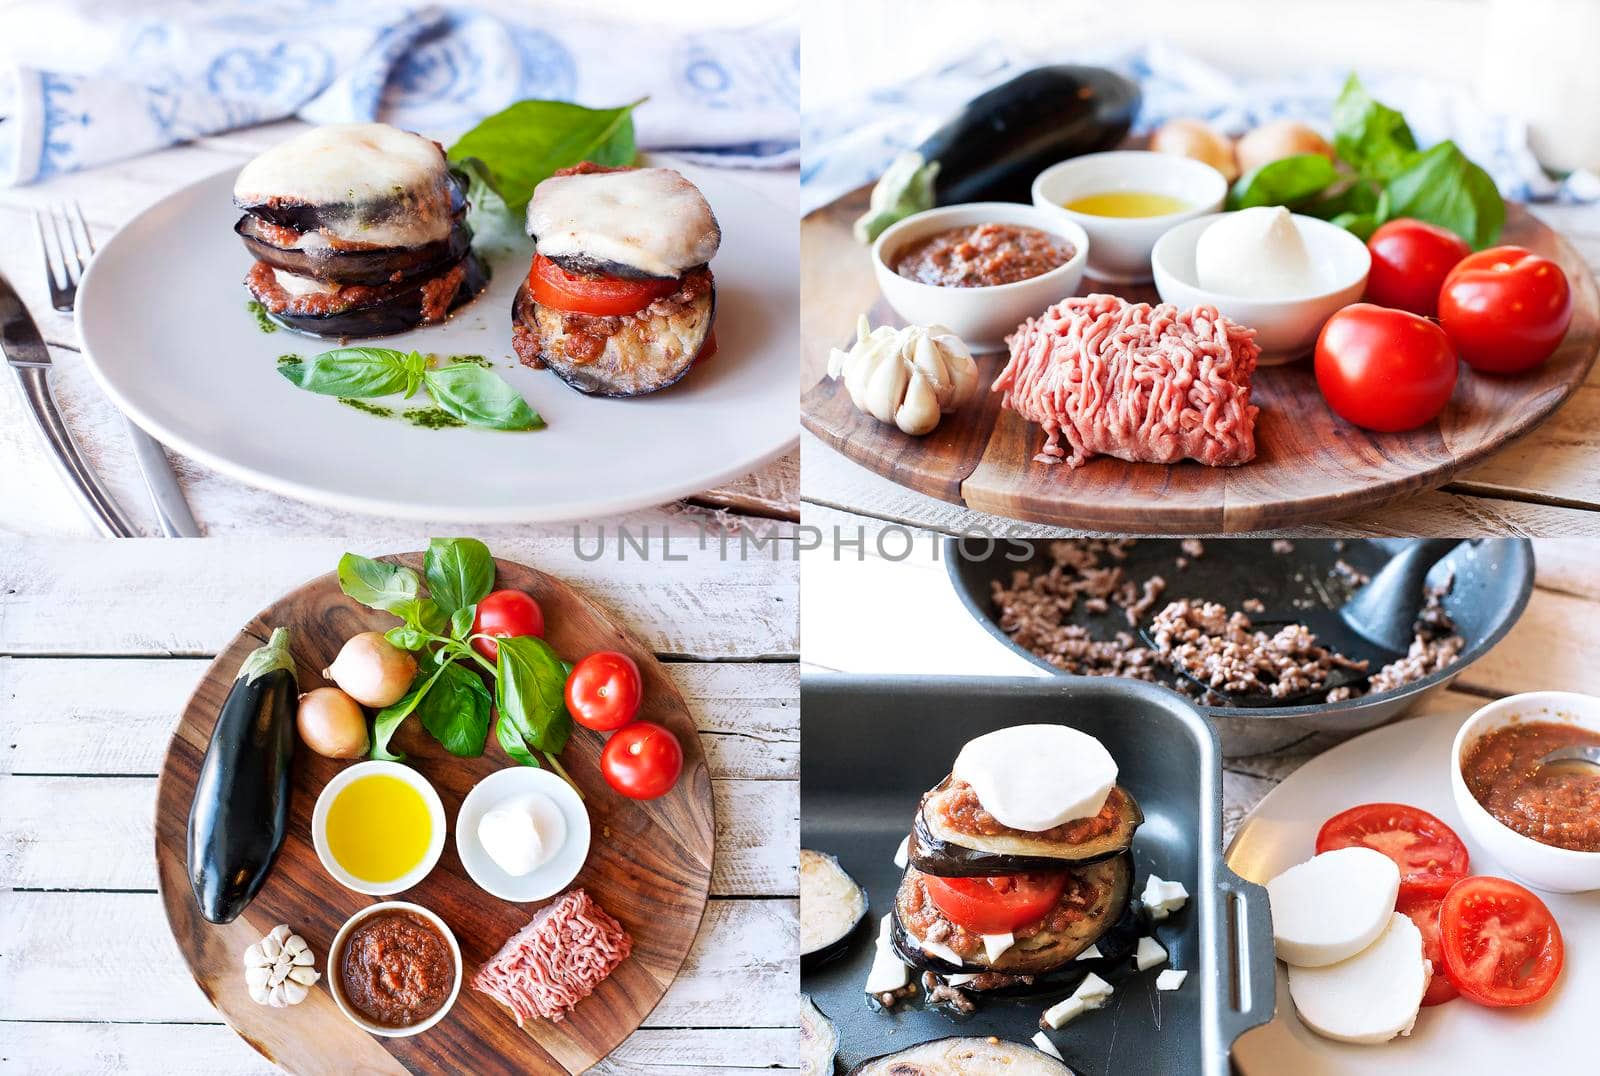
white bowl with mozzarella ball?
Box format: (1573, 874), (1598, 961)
(1450, 691), (1600, 893)
(1032, 150), (1227, 284)
(871, 202), (1088, 352)
(1151, 211), (1370, 364)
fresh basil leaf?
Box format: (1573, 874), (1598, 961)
(495, 634), (573, 755)
(424, 364), (543, 431)
(1300, 178), (1381, 221)
(446, 99), (641, 213)
(416, 661), (492, 757)
(386, 624), (429, 651)
(369, 658), (449, 761)
(338, 553), (422, 614)
(279, 347), (421, 398)
(1330, 211), (1382, 241)
(1383, 140), (1504, 250)
(495, 709), (540, 767)
(1228, 154), (1340, 211)
(1332, 73), (1419, 183)
(425, 538), (496, 616)
(451, 605), (477, 640)
(388, 597), (446, 638)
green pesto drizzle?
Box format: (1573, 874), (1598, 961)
(246, 301), (279, 334)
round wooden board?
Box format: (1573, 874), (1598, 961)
(153, 555), (715, 1075)
(801, 190), (1600, 532)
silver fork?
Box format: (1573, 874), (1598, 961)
(37, 203), (201, 537)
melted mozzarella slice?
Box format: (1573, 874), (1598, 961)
(235, 123), (452, 246)
(864, 914), (910, 994)
(1268, 848), (1399, 967)
(272, 269), (339, 297)
(526, 167), (721, 279)
(981, 933), (1015, 962)
(1288, 912), (1429, 1045)
(951, 724), (1117, 832)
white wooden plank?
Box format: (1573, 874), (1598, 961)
(0, 659), (798, 780)
(0, 892), (796, 1028)
(0, 775), (794, 896)
(0, 1022), (796, 1075)
(0, 539), (798, 659)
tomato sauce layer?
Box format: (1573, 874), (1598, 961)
(934, 780), (1124, 845)
(890, 223), (1075, 288)
(1462, 720), (1600, 852)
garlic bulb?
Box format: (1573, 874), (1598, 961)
(243, 923), (320, 1008)
(827, 317), (979, 436)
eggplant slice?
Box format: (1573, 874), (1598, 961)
(801, 849), (869, 969)
(252, 252), (487, 339)
(891, 854), (1133, 979)
(800, 994), (840, 1076)
(236, 159), (466, 239)
(511, 276), (714, 398)
(909, 780), (1141, 876)
(847, 1036), (1076, 1076)
(236, 214), (473, 288)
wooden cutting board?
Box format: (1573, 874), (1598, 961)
(152, 554), (715, 1075)
(801, 190), (1600, 532)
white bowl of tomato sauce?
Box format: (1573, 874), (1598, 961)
(1452, 691), (1600, 893)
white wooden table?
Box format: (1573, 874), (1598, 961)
(800, 528), (1600, 837)
(0, 537), (800, 1074)
(0, 120), (799, 539)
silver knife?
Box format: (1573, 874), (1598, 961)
(125, 417), (201, 537)
(0, 270), (139, 537)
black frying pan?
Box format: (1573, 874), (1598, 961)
(944, 538), (1534, 756)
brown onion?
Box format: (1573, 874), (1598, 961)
(1150, 118), (1237, 181)
(296, 687), (369, 758)
(323, 632), (417, 708)
(1235, 120), (1335, 175)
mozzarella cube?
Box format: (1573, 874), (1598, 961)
(1134, 935), (1168, 972)
(1141, 875), (1189, 920)
(1032, 1031), (1064, 1060)
(893, 836), (909, 870)
(982, 933), (1015, 963)
(1156, 969), (1188, 991)
(1075, 943), (1103, 962)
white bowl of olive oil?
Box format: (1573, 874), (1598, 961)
(1033, 150), (1227, 284)
(312, 760), (447, 896)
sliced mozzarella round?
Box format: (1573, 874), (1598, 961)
(1267, 847), (1399, 967)
(1288, 912), (1430, 1045)
(951, 724), (1117, 832)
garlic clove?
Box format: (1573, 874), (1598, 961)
(244, 943), (265, 968)
(292, 948), (314, 966)
(284, 934), (307, 956)
(245, 966), (271, 990)
(268, 924), (291, 945)
(268, 983), (288, 1008)
(268, 963), (289, 988)
(261, 934), (282, 961)
(249, 982), (272, 1005)
(288, 966), (321, 986)
(281, 980), (309, 1006)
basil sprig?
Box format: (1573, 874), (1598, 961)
(1227, 74), (1504, 248)
(282, 348), (543, 432)
(337, 539), (575, 783)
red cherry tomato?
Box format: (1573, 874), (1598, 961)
(1438, 245), (1573, 373)
(1315, 803), (1470, 900)
(1396, 890), (1460, 1006)
(1439, 875), (1563, 1007)
(528, 254), (678, 317)
(471, 590), (545, 662)
(600, 720), (683, 799)
(920, 872), (1070, 936)
(565, 651), (643, 732)
(1364, 218), (1470, 316)
(1314, 304), (1458, 432)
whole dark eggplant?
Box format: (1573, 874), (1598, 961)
(187, 627), (298, 924)
(854, 65), (1141, 242)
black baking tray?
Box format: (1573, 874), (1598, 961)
(944, 538), (1534, 755)
(801, 674), (1274, 1076)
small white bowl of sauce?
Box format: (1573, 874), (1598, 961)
(1032, 150), (1227, 283)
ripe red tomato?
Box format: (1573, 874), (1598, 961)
(1315, 803), (1470, 900)
(1314, 304), (1458, 432)
(1396, 890), (1460, 1006)
(1439, 876), (1563, 1007)
(1364, 218), (1470, 316)
(565, 651), (643, 731)
(471, 590), (545, 662)
(1438, 246), (1573, 373)
(528, 254), (678, 317)
(920, 872), (1070, 935)
(600, 720), (683, 799)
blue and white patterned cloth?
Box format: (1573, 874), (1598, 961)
(0, 0), (799, 186)
(802, 41), (1600, 215)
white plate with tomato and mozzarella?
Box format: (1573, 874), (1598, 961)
(1228, 699), (1594, 1073)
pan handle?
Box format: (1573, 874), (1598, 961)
(1215, 862), (1276, 1053)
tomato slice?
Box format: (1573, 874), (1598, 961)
(921, 872), (1069, 935)
(1396, 891), (1459, 1006)
(528, 254), (678, 317)
(1315, 803), (1470, 898)
(1439, 876), (1563, 1007)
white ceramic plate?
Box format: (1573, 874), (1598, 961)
(455, 765), (590, 902)
(1228, 701), (1598, 1074)
(75, 159), (797, 521)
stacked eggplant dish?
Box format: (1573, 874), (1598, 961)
(234, 123), (486, 337)
(514, 163), (721, 396)
(802, 724), (1193, 1070)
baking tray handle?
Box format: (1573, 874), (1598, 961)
(1215, 863), (1276, 1047)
